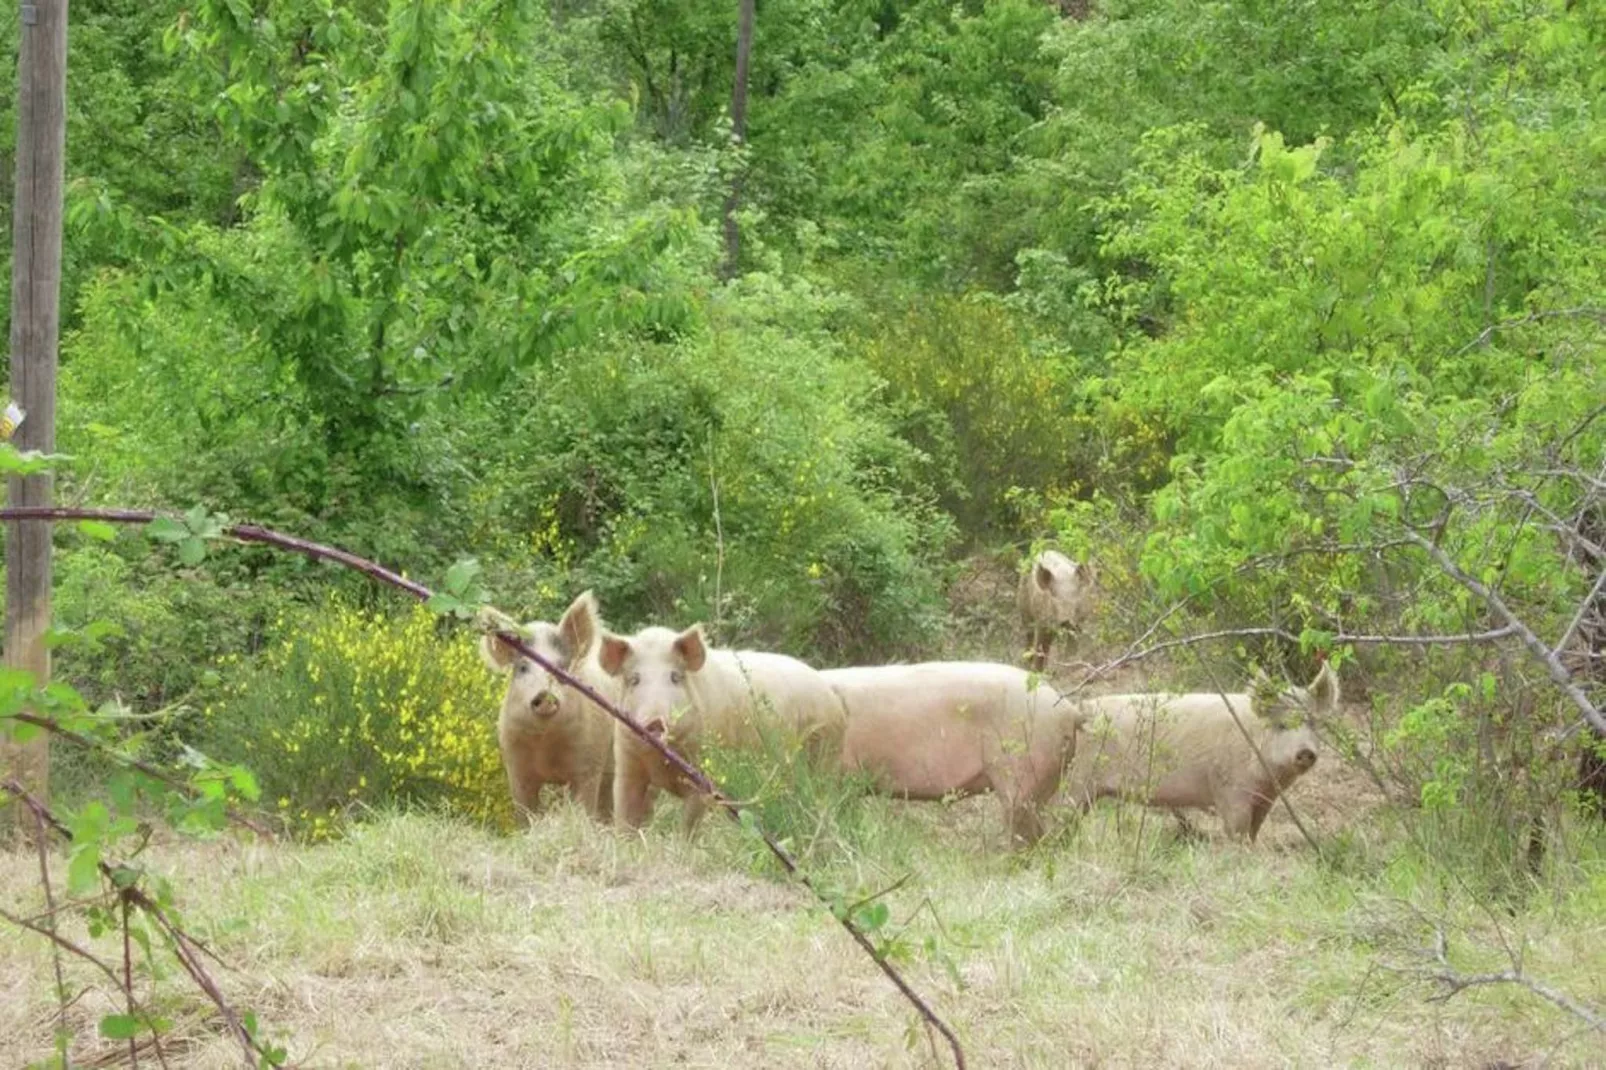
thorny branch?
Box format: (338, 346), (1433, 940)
(33, 797), (70, 1054)
(9, 711), (275, 839)
(0, 505), (968, 1070)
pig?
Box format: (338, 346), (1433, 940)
(821, 662), (1087, 847)
(1018, 549), (1095, 672)
(479, 590), (619, 826)
(1063, 663), (1336, 842)
(598, 624), (848, 835)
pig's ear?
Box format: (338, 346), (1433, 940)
(674, 625), (708, 672)
(1034, 561), (1056, 591)
(1306, 661), (1340, 713)
(597, 633), (631, 677)
(479, 633), (515, 673)
(558, 590), (600, 665)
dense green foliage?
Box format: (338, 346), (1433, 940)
(0, 0), (1600, 870)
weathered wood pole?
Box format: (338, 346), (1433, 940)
(3, 0), (69, 830)
(719, 0), (755, 279)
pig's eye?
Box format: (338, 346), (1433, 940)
(514, 662), (530, 677)
(670, 670), (685, 685)
(626, 672), (641, 687)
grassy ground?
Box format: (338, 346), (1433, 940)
(5, 560), (1604, 1067)
(3, 762), (1603, 1068)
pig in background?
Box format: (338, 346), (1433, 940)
(1063, 663), (1336, 842)
(1018, 549), (1096, 672)
(478, 591), (619, 826)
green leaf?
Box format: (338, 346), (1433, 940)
(854, 901), (890, 932)
(77, 520), (118, 542)
(228, 766), (261, 802)
(67, 845), (102, 895)
(442, 558), (481, 596)
(177, 536), (208, 566)
(99, 1014), (141, 1040)
(146, 516), (189, 543)
(424, 592), (464, 616)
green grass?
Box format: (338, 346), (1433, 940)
(4, 770), (1603, 1068)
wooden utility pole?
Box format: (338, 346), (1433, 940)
(719, 0), (755, 279)
(3, 0), (69, 829)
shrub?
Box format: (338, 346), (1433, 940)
(858, 294), (1089, 533)
(198, 600), (510, 837)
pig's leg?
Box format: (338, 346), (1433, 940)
(1215, 784), (1257, 841)
(1245, 790), (1276, 843)
(679, 792), (710, 839)
(569, 765), (609, 824)
(612, 741), (655, 829)
(505, 760), (546, 829)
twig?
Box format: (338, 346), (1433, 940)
(9, 712), (274, 839)
(0, 504), (966, 1070)
(1555, 562), (1606, 656)
(1065, 623), (1518, 697)
(1388, 923), (1606, 1035)
(123, 894), (140, 1070)
(4, 779), (274, 1068)
(1452, 306), (1606, 357)
(0, 902), (124, 989)
(32, 801), (71, 1057)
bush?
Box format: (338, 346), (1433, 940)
(858, 294), (1090, 534)
(198, 600), (510, 838)
(453, 273), (956, 662)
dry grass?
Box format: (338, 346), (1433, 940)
(3, 768), (1603, 1069)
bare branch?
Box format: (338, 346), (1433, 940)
(1453, 307), (1606, 357)
(1556, 563), (1606, 656)
(1402, 530), (1606, 738)
(1065, 624), (1518, 696)
(1385, 922), (1606, 1035)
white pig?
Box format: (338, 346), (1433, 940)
(479, 591), (618, 826)
(1064, 663), (1335, 841)
(1019, 549), (1095, 672)
(598, 624), (847, 835)
(822, 662), (1086, 846)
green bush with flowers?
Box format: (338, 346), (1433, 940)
(199, 600), (512, 838)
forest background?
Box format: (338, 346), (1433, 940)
(0, 0), (1603, 1063)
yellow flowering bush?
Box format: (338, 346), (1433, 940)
(200, 600), (511, 838)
